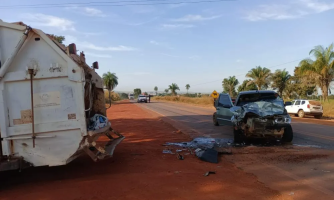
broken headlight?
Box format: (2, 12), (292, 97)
(274, 117), (291, 124)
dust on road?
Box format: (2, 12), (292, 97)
(0, 101), (289, 200)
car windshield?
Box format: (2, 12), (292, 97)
(139, 95), (146, 97)
(237, 93), (282, 106)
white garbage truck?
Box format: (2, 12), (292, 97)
(0, 20), (124, 171)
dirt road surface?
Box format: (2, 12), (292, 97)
(138, 101), (334, 200)
(0, 101), (288, 200)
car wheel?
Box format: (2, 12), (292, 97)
(213, 112), (219, 126)
(314, 114), (323, 119)
(298, 110), (305, 118)
(282, 125), (293, 143)
(294, 114), (298, 117)
(145, 101), (147, 103)
(233, 128), (245, 144)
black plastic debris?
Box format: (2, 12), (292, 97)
(204, 171), (216, 176)
(176, 153), (184, 160)
(195, 148), (218, 163)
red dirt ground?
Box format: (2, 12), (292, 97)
(0, 101), (290, 200)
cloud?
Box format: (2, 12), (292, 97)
(80, 42), (137, 51)
(149, 40), (172, 49)
(66, 6), (106, 17)
(23, 13), (75, 31)
(161, 24), (195, 29)
(236, 59), (242, 63)
(301, 0), (334, 12)
(172, 14), (221, 22)
(245, 0), (334, 21)
(127, 17), (158, 26)
(169, 3), (187, 8)
(84, 52), (112, 58)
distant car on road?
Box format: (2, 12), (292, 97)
(285, 99), (323, 119)
(129, 93), (134, 100)
(137, 95), (147, 103)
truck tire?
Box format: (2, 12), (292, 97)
(234, 128), (244, 144)
(213, 112), (219, 126)
(282, 125), (293, 143)
(298, 110), (305, 118)
(314, 114), (322, 119)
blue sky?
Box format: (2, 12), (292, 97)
(1, 0), (334, 93)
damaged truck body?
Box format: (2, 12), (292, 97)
(0, 20), (124, 172)
(213, 91), (293, 143)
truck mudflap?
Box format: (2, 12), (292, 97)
(81, 122), (125, 162)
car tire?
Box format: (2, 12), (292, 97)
(314, 114), (323, 119)
(298, 110), (305, 118)
(282, 125), (293, 143)
(213, 112), (219, 126)
(234, 128), (245, 144)
(145, 101), (147, 103)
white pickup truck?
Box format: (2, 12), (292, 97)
(285, 99), (323, 118)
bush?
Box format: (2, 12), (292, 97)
(104, 90), (120, 103)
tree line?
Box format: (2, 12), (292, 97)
(223, 44), (334, 101)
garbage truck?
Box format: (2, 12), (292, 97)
(0, 20), (124, 171)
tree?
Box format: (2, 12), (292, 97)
(185, 84), (190, 93)
(246, 66), (271, 90)
(238, 79), (257, 92)
(50, 34), (65, 44)
(271, 69), (291, 97)
(154, 86), (158, 95)
(164, 89), (169, 93)
(102, 72), (118, 91)
(134, 88), (142, 97)
(168, 83), (180, 96)
(299, 44), (334, 101)
(222, 76), (239, 97)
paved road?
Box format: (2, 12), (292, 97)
(137, 101), (334, 200)
(138, 101), (334, 149)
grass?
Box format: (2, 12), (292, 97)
(152, 96), (214, 107)
(153, 96), (334, 118)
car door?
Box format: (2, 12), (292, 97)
(216, 94), (234, 126)
(285, 101), (294, 113)
(291, 100), (301, 113)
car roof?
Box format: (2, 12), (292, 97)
(237, 90), (276, 95)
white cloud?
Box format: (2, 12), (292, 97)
(172, 15), (221, 22)
(236, 59), (242, 63)
(301, 0), (334, 12)
(245, 0), (334, 21)
(149, 40), (172, 49)
(169, 3), (187, 8)
(80, 42), (137, 51)
(23, 13), (75, 31)
(161, 24), (195, 29)
(84, 52), (112, 58)
(66, 6), (106, 17)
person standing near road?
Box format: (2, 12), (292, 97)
(148, 94), (151, 103)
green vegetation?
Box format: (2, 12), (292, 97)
(154, 86), (158, 95)
(238, 79), (257, 92)
(185, 84), (190, 93)
(102, 72), (118, 103)
(271, 69), (291, 97)
(134, 88), (142, 97)
(222, 76), (239, 97)
(246, 66), (271, 90)
(168, 83), (180, 96)
(50, 34), (65, 44)
(299, 44), (334, 101)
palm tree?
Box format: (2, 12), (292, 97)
(299, 44), (334, 101)
(222, 76), (239, 97)
(154, 86), (158, 95)
(168, 83), (180, 96)
(246, 66), (271, 90)
(238, 79), (257, 92)
(102, 72), (118, 102)
(185, 84), (190, 93)
(271, 69), (291, 97)
(164, 89), (169, 94)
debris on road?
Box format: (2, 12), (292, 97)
(165, 137), (232, 163)
(162, 150), (174, 154)
(204, 171), (216, 176)
(176, 153), (184, 160)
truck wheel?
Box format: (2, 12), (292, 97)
(282, 125), (293, 143)
(314, 114), (322, 119)
(234, 128), (244, 144)
(298, 110), (305, 118)
(213, 112), (219, 126)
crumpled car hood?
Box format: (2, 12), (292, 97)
(235, 101), (285, 119)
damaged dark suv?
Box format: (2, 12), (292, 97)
(213, 91), (293, 143)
